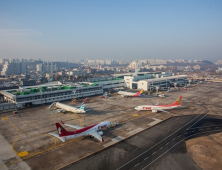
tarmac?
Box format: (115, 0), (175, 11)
(0, 82), (221, 170)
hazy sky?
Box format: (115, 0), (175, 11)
(0, 0), (222, 61)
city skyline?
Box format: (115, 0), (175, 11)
(1, 0), (222, 61)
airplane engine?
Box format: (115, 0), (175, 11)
(152, 110), (157, 113)
(98, 131), (103, 136)
(121, 95), (126, 97)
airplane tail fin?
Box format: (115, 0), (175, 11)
(81, 97), (89, 105)
(134, 90), (143, 97)
(83, 97), (89, 104)
(172, 96), (182, 105)
(80, 104), (85, 110)
(56, 123), (69, 136)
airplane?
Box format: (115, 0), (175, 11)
(49, 98), (90, 114)
(134, 96), (182, 113)
(49, 121), (113, 142)
(117, 90), (143, 97)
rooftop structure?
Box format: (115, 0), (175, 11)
(0, 81), (103, 107)
(120, 70), (188, 91)
(112, 72), (159, 79)
(0, 71), (189, 108)
(88, 77), (124, 89)
(137, 75), (188, 91)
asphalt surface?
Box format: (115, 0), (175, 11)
(117, 106), (222, 170)
(63, 105), (222, 170)
(117, 106), (209, 170)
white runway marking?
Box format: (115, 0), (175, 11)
(148, 118), (162, 126)
(141, 128), (220, 170)
(103, 136), (125, 148)
(134, 163), (139, 167)
(144, 157), (149, 160)
(126, 128), (144, 136)
(186, 107), (209, 130)
(117, 112), (207, 170)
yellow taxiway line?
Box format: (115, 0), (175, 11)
(0, 110), (164, 169)
(0, 117), (57, 169)
(56, 115), (172, 170)
(74, 113), (84, 127)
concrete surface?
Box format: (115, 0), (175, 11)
(0, 133), (30, 170)
(0, 82), (221, 170)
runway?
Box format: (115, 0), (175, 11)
(117, 106), (222, 170)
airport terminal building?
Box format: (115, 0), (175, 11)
(0, 82), (103, 108)
(0, 72), (188, 108)
(113, 72), (188, 91)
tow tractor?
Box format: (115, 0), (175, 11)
(156, 93), (165, 97)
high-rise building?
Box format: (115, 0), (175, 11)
(21, 59), (28, 63)
(1, 62), (27, 75)
(87, 67), (91, 73)
(10, 59), (20, 63)
(36, 64), (42, 72)
(193, 65), (200, 70)
(36, 63), (57, 72)
(0, 59), (9, 64)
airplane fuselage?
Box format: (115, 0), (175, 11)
(55, 102), (85, 113)
(135, 104), (180, 111)
(117, 91), (141, 97)
(58, 121), (112, 140)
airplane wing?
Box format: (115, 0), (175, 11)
(84, 109), (91, 112)
(51, 109), (66, 113)
(90, 132), (104, 142)
(64, 123), (83, 130)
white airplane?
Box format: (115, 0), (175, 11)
(135, 96), (182, 112)
(49, 121), (113, 142)
(117, 90), (143, 97)
(48, 100), (90, 114)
